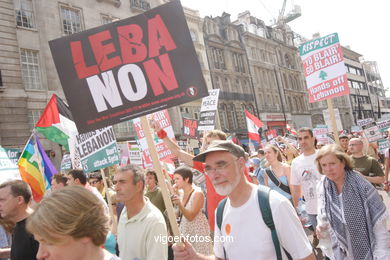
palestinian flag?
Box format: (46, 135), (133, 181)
(35, 95), (77, 151)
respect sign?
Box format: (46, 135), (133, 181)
(299, 33), (349, 103)
(49, 1), (208, 134)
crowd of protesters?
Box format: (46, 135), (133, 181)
(0, 125), (390, 260)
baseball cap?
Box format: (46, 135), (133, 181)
(193, 140), (245, 162)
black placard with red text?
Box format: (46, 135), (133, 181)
(49, 0), (208, 133)
(182, 117), (199, 138)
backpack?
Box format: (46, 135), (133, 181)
(216, 185), (292, 260)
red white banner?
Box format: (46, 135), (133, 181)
(133, 109), (176, 168)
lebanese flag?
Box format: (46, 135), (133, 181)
(35, 95), (77, 151)
(286, 124), (297, 135)
(245, 110), (263, 142)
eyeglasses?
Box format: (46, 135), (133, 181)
(89, 180), (101, 185)
(204, 158), (239, 175)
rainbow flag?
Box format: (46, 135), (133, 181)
(18, 134), (57, 201)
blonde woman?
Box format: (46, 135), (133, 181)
(316, 144), (390, 259)
(27, 186), (120, 260)
(263, 144), (292, 200)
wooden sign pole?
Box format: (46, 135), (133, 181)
(100, 168), (118, 235)
(139, 116), (181, 238)
(327, 99), (340, 146)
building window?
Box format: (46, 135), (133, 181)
(130, 0), (151, 12)
(20, 49), (42, 90)
(101, 14), (118, 25)
(232, 52), (245, 73)
(288, 96), (293, 111)
(219, 104), (228, 130)
(224, 77), (230, 91)
(235, 79), (241, 89)
(0, 70), (3, 87)
(230, 104), (238, 129)
(60, 5), (83, 35)
(211, 47), (226, 70)
(346, 64), (363, 76)
(190, 31), (197, 42)
(214, 76), (220, 89)
(15, 0), (35, 29)
(194, 112), (199, 120)
(28, 110), (41, 130)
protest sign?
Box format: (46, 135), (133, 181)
(322, 108), (343, 131)
(182, 117), (199, 138)
(0, 147), (21, 183)
(299, 33), (349, 103)
(49, 1), (208, 134)
(378, 139), (390, 154)
(133, 109), (176, 168)
(351, 125), (362, 133)
(357, 118), (382, 143)
(313, 125), (329, 144)
(266, 129), (277, 140)
(60, 154), (72, 171)
(75, 126), (120, 173)
(117, 142), (130, 166)
(377, 119), (390, 132)
(128, 143), (143, 167)
(357, 118), (373, 127)
(198, 89), (220, 131)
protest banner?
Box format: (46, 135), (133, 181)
(378, 139), (390, 154)
(128, 142), (143, 166)
(0, 147), (21, 183)
(182, 117), (199, 138)
(357, 118), (382, 143)
(322, 108), (343, 132)
(266, 129), (277, 140)
(299, 33), (349, 103)
(75, 126), (120, 173)
(377, 119), (390, 132)
(60, 154), (72, 171)
(117, 142), (130, 166)
(351, 125), (362, 133)
(357, 118), (374, 127)
(49, 0), (208, 134)
(133, 109), (176, 168)
(198, 89), (220, 131)
(313, 125), (329, 145)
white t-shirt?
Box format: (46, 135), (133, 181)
(214, 186), (312, 260)
(290, 152), (321, 214)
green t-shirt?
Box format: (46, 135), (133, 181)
(351, 155), (384, 177)
(145, 187), (166, 215)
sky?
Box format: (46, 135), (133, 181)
(180, 0), (390, 95)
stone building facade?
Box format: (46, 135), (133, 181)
(203, 12), (257, 140)
(234, 11), (311, 135)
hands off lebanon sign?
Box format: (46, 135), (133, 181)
(49, 1), (208, 134)
(299, 33), (349, 103)
(75, 126), (120, 173)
